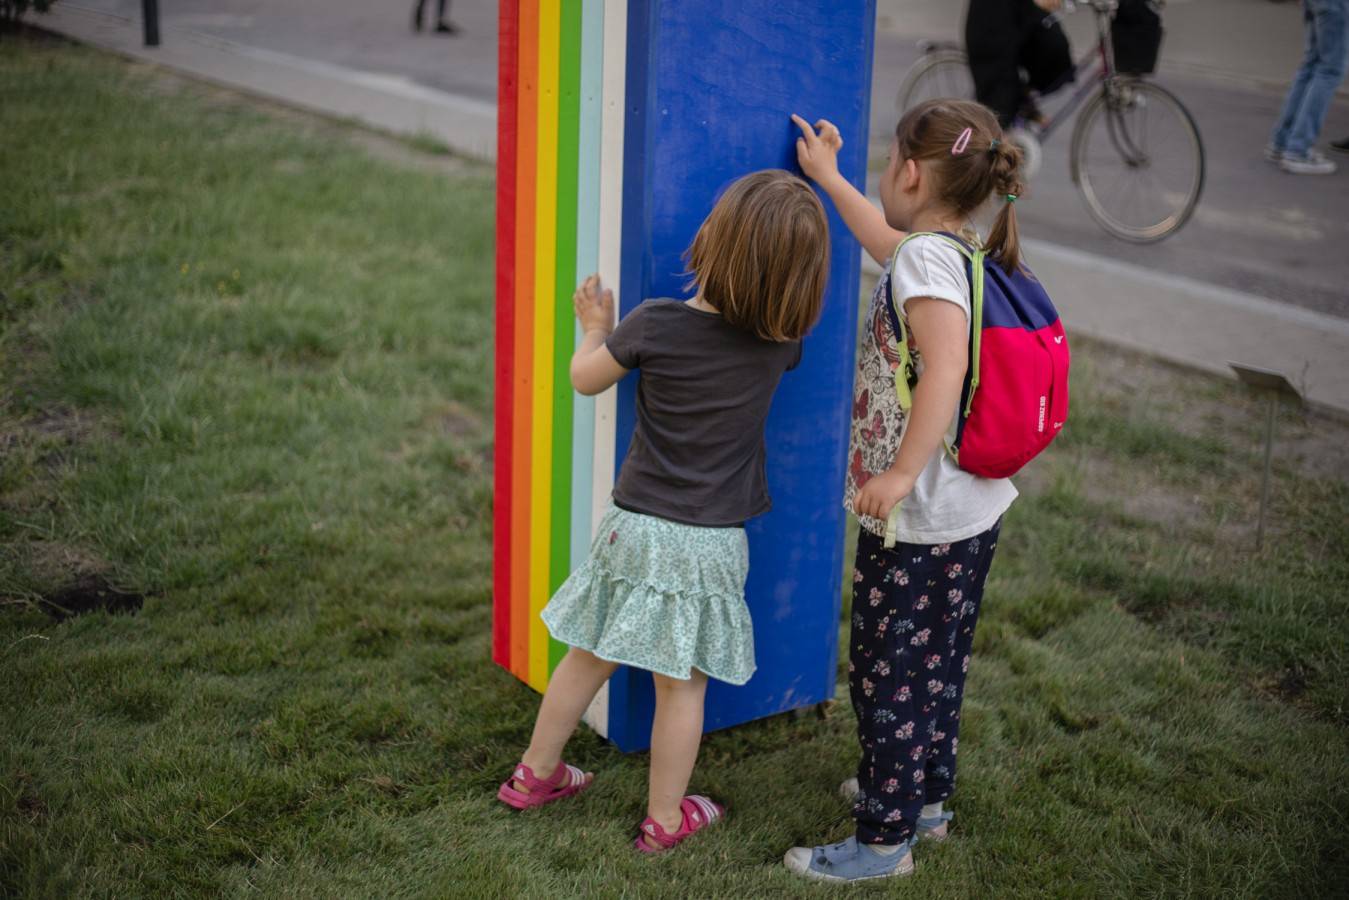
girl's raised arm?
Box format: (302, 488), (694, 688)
(791, 114), (906, 266)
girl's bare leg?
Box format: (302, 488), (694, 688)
(517, 647), (617, 789)
(644, 670), (708, 846)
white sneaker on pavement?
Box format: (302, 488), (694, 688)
(1280, 150), (1337, 175)
(1263, 144), (1284, 163)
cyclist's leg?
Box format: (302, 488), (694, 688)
(965, 0), (1025, 126)
(1020, 5), (1074, 98)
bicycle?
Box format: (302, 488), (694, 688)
(894, 0), (1204, 244)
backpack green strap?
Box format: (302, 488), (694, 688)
(881, 232), (986, 548)
(964, 245), (985, 417)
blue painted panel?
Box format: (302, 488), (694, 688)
(609, 0), (876, 752)
(607, 0), (658, 753)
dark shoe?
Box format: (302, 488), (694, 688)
(412, 9), (422, 31)
(1015, 98), (1047, 129)
(435, 20), (459, 35)
(1331, 137), (1349, 155)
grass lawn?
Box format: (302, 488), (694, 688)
(3, 38), (1348, 899)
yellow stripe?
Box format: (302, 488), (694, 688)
(528, 0), (562, 692)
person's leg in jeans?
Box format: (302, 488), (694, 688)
(1284, 0), (1348, 157)
(1272, 0), (1348, 159)
(1271, 4), (1321, 153)
(922, 522), (1001, 808)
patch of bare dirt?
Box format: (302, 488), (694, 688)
(21, 540), (111, 586)
(431, 400), (485, 439)
(39, 572), (144, 620)
(9, 771), (47, 824)
(0, 405), (112, 475)
(384, 401), (489, 470)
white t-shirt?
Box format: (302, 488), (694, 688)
(843, 234), (1018, 544)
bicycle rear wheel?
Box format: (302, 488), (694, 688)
(1069, 78), (1205, 243)
(895, 48), (975, 115)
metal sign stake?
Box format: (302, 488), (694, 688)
(1229, 363), (1304, 551)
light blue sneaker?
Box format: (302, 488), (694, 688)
(783, 834), (915, 883)
(838, 778), (954, 841)
(917, 808), (954, 840)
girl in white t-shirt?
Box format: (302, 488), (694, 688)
(781, 100), (1026, 883)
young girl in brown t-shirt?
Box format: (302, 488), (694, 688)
(497, 170), (829, 853)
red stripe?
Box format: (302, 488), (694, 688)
(491, 0), (519, 670)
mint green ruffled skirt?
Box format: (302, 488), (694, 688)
(541, 504), (755, 685)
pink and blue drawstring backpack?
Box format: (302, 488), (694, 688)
(882, 231), (1070, 545)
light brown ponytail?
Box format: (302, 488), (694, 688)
(894, 99), (1027, 272)
(984, 140), (1025, 273)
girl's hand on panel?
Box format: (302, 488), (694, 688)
(574, 274), (615, 336)
(855, 468), (915, 521)
(791, 114), (844, 186)
(791, 113), (904, 266)
(570, 273), (627, 396)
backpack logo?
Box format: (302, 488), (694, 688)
(1054, 335), (1064, 344)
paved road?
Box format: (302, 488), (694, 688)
(63, 0), (1349, 320)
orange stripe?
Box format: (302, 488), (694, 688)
(510, 0), (540, 681)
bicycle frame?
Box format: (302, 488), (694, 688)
(1027, 0), (1121, 142)
(898, 0), (1201, 241)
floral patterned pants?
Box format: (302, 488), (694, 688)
(849, 520), (1001, 844)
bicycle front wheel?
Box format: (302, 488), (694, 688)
(895, 48), (975, 115)
(1069, 79), (1205, 243)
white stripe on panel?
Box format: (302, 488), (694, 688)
(581, 680), (610, 738)
(590, 0), (626, 534)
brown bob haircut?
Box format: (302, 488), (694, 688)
(683, 169), (829, 342)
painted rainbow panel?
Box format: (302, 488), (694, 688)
(495, 0), (875, 752)
(494, 0), (622, 729)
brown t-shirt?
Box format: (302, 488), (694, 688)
(605, 299), (802, 527)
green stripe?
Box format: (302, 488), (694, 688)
(548, 0), (583, 675)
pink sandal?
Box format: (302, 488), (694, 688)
(496, 761), (593, 810)
(633, 795), (725, 853)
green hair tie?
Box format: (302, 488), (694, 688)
(989, 139), (1000, 151)
(1006, 193), (1018, 203)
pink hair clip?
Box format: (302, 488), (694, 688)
(951, 127), (972, 156)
